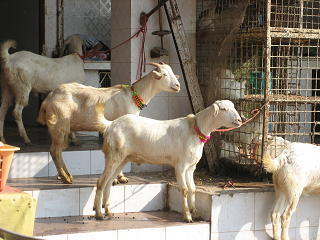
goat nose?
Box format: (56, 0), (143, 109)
(241, 116), (247, 122)
(176, 83), (180, 88)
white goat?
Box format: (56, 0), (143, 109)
(93, 100), (242, 222)
(219, 69), (246, 100)
(223, 111), (263, 158)
(261, 138), (320, 240)
(37, 62), (180, 184)
(61, 35), (83, 56)
(0, 40), (86, 144)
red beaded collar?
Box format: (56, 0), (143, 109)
(194, 124), (211, 143)
(122, 85), (147, 110)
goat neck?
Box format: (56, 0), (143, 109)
(131, 73), (160, 105)
(194, 105), (220, 136)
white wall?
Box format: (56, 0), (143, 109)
(111, 0), (195, 172)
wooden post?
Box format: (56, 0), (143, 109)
(57, 0), (64, 56)
(164, 0), (219, 173)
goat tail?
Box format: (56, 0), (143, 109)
(262, 152), (282, 173)
(95, 103), (111, 133)
(37, 97), (58, 126)
(0, 40), (16, 62)
(37, 103), (47, 126)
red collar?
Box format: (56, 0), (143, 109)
(75, 52), (85, 60)
(194, 124), (211, 143)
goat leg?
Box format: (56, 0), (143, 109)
(176, 167), (193, 223)
(69, 132), (80, 146)
(0, 86), (13, 143)
(13, 103), (32, 144)
(112, 171), (128, 185)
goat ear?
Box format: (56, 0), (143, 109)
(212, 103), (219, 117)
(215, 100), (228, 111)
(152, 70), (162, 80)
(175, 74), (180, 79)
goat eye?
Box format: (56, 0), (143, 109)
(163, 73), (167, 76)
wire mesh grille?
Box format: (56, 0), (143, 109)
(98, 70), (111, 88)
(64, 0), (111, 46)
(196, 0), (320, 177)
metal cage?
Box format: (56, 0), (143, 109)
(196, 0), (320, 177)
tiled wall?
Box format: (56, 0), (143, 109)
(28, 183), (166, 218)
(169, 186), (320, 240)
(8, 150), (131, 178)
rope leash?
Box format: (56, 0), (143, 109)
(214, 103), (268, 133)
(79, 15), (149, 78)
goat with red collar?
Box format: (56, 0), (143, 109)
(93, 100), (242, 222)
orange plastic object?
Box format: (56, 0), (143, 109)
(0, 142), (20, 192)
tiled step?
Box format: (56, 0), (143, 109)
(8, 174), (167, 218)
(34, 211), (210, 240)
(9, 150), (131, 178)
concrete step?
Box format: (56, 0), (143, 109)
(9, 150), (169, 179)
(9, 149), (132, 179)
(34, 211), (210, 240)
(8, 174), (167, 218)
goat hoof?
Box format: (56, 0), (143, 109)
(60, 175), (73, 184)
(70, 140), (81, 146)
(95, 214), (104, 221)
(112, 178), (120, 185)
(184, 213), (193, 223)
(105, 210), (113, 217)
(117, 176), (128, 184)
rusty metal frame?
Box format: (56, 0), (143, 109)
(57, 0), (64, 56)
